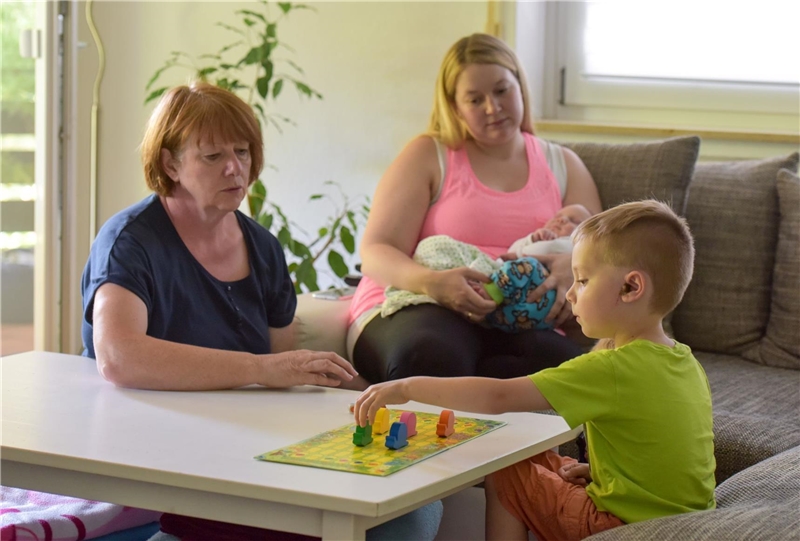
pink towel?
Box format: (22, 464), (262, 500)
(1, 487), (161, 541)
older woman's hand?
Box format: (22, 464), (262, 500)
(424, 267), (498, 319)
(259, 350), (358, 388)
(526, 252), (575, 327)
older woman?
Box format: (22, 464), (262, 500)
(80, 82), (441, 541)
(82, 82), (357, 390)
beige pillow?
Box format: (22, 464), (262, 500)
(672, 153), (800, 355)
(564, 136), (700, 214)
(742, 169), (800, 369)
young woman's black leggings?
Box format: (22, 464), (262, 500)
(352, 304), (585, 383)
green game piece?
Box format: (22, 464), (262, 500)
(353, 424), (373, 446)
(483, 282), (504, 304)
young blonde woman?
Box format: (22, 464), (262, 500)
(348, 33), (603, 383)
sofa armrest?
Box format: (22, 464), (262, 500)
(294, 293), (352, 361)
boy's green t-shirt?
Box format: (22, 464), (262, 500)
(530, 340), (716, 524)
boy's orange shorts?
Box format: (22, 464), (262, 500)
(490, 450), (624, 541)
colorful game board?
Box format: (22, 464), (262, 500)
(255, 410), (506, 476)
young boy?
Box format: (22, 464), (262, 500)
(353, 200), (716, 541)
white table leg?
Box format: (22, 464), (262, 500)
(322, 510), (367, 541)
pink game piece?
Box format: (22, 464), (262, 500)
(399, 411), (417, 437)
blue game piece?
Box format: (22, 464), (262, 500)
(385, 421), (409, 450)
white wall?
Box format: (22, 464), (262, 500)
(81, 0), (487, 238)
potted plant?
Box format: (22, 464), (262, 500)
(145, 0), (368, 292)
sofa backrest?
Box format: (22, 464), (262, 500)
(564, 136), (700, 214)
(672, 154), (799, 367)
(565, 137), (799, 369)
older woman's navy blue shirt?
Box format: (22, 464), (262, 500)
(81, 194), (296, 359)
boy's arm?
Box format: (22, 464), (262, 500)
(354, 376), (552, 426)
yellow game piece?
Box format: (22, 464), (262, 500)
(373, 407), (391, 435)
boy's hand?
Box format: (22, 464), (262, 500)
(354, 379), (412, 427)
(558, 462), (592, 487)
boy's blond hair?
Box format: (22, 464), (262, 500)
(427, 33), (534, 148)
(572, 200), (695, 315)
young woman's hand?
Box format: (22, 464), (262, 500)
(353, 380), (411, 426)
(526, 252), (575, 327)
(558, 462), (592, 487)
(424, 267), (498, 320)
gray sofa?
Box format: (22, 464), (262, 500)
(295, 138), (800, 540)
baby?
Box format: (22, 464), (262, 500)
(508, 204), (593, 257)
(382, 204), (591, 333)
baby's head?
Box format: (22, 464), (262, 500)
(571, 200), (694, 317)
(543, 204), (592, 238)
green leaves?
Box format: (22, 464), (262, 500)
(144, 87), (168, 104)
(145, 1), (357, 293)
(247, 180), (370, 293)
(257, 73), (270, 99)
(272, 79), (284, 98)
(248, 178), (267, 217)
(340, 226), (355, 254)
(294, 81), (322, 99)
(146, 0), (321, 114)
(328, 251), (348, 278)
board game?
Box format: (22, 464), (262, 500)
(255, 410), (506, 476)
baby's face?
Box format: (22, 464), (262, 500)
(545, 204), (592, 237)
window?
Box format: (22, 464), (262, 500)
(1, 0), (37, 355)
(553, 2), (799, 123)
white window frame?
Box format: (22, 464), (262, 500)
(508, 2), (799, 129)
(555, 3), (798, 116)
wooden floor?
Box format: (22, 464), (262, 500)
(1, 324), (34, 356)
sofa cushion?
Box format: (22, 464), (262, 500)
(716, 444), (800, 506)
(672, 153), (800, 355)
(585, 446), (800, 541)
(564, 136), (700, 214)
(742, 169), (800, 369)
(695, 351), (800, 422)
(712, 411), (800, 484)
(294, 293), (353, 360)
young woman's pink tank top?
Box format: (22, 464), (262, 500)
(348, 133), (563, 325)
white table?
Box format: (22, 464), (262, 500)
(1, 351), (581, 540)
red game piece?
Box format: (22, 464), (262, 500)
(436, 410), (455, 437)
